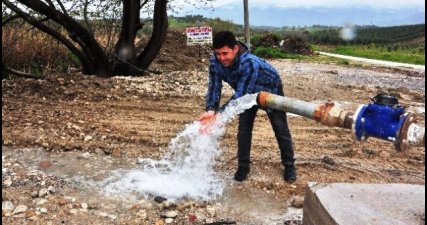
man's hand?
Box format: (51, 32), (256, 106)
(198, 111), (219, 134)
(198, 111), (216, 122)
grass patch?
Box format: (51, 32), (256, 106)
(320, 45), (425, 65)
(253, 47), (305, 60)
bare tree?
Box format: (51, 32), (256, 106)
(2, 0), (169, 77)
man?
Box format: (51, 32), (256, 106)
(198, 31), (296, 183)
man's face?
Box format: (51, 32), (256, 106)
(214, 45), (239, 67)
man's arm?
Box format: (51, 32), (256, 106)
(205, 64), (223, 112)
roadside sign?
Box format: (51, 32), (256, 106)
(185, 26), (213, 46)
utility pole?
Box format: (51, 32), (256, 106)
(243, 0), (250, 50)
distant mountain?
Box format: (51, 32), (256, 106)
(184, 6), (425, 27)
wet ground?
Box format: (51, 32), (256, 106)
(2, 59), (425, 224)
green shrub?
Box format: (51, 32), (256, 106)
(252, 47), (304, 60)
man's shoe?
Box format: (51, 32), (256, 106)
(234, 166), (250, 182)
(284, 166), (297, 183)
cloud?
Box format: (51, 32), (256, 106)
(175, 0), (425, 10)
(252, 0), (424, 9)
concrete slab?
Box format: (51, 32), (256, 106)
(303, 183), (425, 225)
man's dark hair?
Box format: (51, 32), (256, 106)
(213, 31), (238, 49)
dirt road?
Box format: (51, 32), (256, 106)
(2, 59), (425, 224)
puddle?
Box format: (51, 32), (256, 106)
(2, 146), (295, 224)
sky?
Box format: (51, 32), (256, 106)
(170, 0), (425, 27)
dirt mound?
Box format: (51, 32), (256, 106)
(145, 30), (212, 72)
(253, 34), (314, 56)
(280, 37), (315, 55)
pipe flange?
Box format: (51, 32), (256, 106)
(396, 113), (412, 152)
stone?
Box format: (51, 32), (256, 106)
(291, 195), (305, 208)
(12, 205), (28, 215)
(165, 218), (174, 224)
(2, 201), (14, 211)
(161, 210), (178, 218)
(38, 188), (49, 198)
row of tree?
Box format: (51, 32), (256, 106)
(308, 24), (425, 45)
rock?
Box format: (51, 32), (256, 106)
(155, 220), (164, 225)
(31, 190), (39, 198)
(98, 212), (109, 217)
(47, 186), (56, 194)
(161, 210), (178, 218)
(25, 210), (38, 219)
(79, 209), (88, 213)
(165, 218), (174, 224)
(38, 188), (49, 198)
(36, 199), (48, 205)
(87, 202), (99, 210)
(4, 176), (12, 187)
(39, 208), (48, 214)
(2, 201), (14, 212)
(177, 201), (193, 211)
(161, 200), (176, 209)
(81, 203), (88, 209)
(84, 135), (93, 142)
(12, 205), (28, 215)
(154, 196), (167, 203)
(206, 205), (217, 217)
(195, 210), (207, 221)
(322, 156), (336, 166)
(137, 209), (147, 219)
(80, 152), (91, 159)
(291, 195), (305, 208)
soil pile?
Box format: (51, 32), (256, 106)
(146, 30), (212, 72)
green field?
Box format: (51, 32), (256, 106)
(318, 44), (425, 65)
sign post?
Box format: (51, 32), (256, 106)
(185, 26), (213, 46)
(185, 26), (213, 59)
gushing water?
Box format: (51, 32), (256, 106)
(104, 94), (257, 200)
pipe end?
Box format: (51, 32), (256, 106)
(257, 91), (270, 108)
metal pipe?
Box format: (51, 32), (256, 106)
(257, 91), (354, 128)
(256, 91), (425, 151)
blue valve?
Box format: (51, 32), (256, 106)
(353, 94), (409, 143)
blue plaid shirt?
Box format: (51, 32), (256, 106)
(205, 44), (282, 112)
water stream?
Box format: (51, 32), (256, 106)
(103, 94), (258, 200)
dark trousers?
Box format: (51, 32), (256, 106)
(237, 105), (295, 167)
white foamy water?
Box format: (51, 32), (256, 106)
(103, 94), (258, 201)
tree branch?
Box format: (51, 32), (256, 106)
(140, 0), (150, 10)
(55, 0), (68, 15)
(2, 0), (93, 73)
(16, 0), (111, 75)
(137, 0), (168, 69)
(2, 63), (43, 79)
(83, 0), (93, 34)
(2, 14), (21, 26)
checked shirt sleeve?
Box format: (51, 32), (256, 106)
(205, 64), (223, 112)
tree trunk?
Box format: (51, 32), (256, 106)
(137, 0), (168, 70)
(113, 0), (142, 75)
